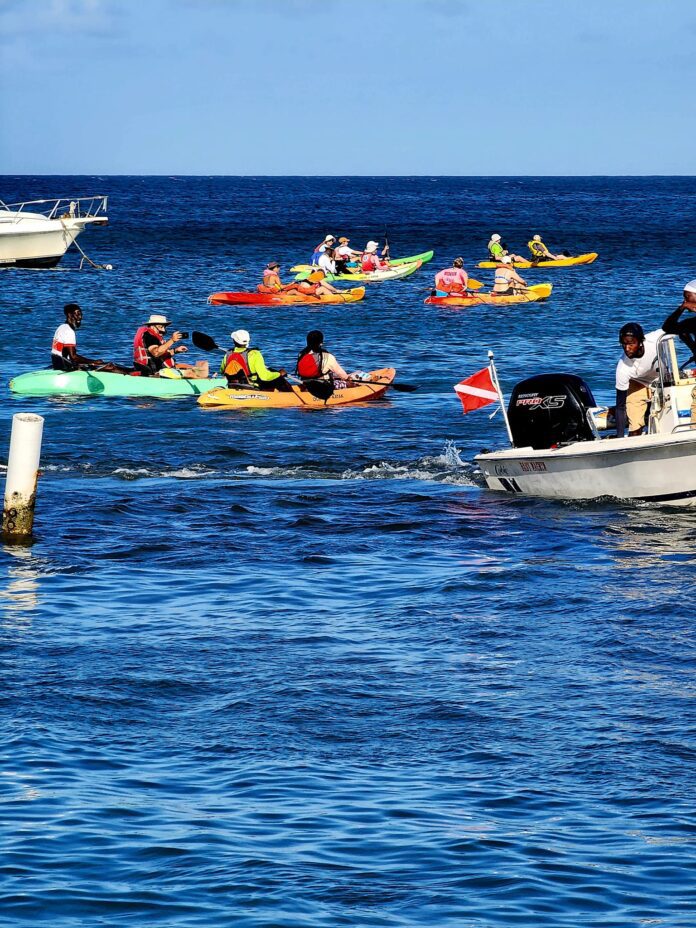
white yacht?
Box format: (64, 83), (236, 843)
(0, 195), (108, 267)
(475, 335), (696, 506)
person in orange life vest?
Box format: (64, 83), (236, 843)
(299, 269), (342, 298)
(433, 257), (469, 296)
(51, 303), (120, 372)
(257, 261), (307, 296)
(361, 241), (389, 272)
(296, 330), (353, 388)
(133, 313), (194, 376)
(220, 329), (292, 392)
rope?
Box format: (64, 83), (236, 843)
(69, 229), (113, 271)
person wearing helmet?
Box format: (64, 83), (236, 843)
(487, 233), (524, 263)
(527, 234), (562, 262)
(361, 241), (389, 273)
(220, 329), (292, 391)
(310, 235), (336, 266)
(615, 321), (665, 436)
(661, 279), (696, 362)
(295, 330), (352, 388)
(433, 257), (470, 296)
(492, 255), (528, 295)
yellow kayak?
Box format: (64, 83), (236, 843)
(425, 283), (552, 306)
(476, 252), (598, 269)
(198, 368), (396, 409)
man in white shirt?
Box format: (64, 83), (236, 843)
(51, 303), (108, 371)
(615, 322), (663, 436)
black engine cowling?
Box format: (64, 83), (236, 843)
(508, 373), (597, 450)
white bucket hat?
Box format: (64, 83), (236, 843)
(365, 240), (379, 252)
(230, 329), (250, 346)
(490, 234), (501, 243)
(683, 279), (696, 295)
(147, 313), (171, 325)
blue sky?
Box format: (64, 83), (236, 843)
(0, 0), (693, 175)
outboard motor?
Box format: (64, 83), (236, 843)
(508, 373), (597, 450)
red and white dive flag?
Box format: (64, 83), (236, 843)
(454, 366), (500, 414)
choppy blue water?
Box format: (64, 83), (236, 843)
(1, 176), (695, 926)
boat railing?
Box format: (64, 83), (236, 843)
(0, 196), (108, 222)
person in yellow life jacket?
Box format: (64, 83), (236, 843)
(133, 313), (209, 378)
(296, 330), (354, 388)
(528, 234), (562, 262)
(220, 329), (292, 391)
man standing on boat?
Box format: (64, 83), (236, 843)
(614, 322), (663, 436)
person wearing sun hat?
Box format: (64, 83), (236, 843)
(334, 236), (361, 274)
(310, 234), (336, 266)
(361, 240), (389, 273)
(133, 312), (189, 375)
(220, 329), (292, 392)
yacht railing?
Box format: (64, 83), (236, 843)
(0, 196), (108, 222)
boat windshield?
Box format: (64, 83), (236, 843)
(656, 334), (696, 388)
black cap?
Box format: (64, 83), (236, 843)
(619, 322), (645, 342)
(306, 330), (324, 350)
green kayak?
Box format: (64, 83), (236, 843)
(9, 368), (223, 398)
(290, 250), (434, 273)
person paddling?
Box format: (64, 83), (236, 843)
(361, 241), (389, 272)
(221, 329), (292, 391)
(334, 237), (360, 274)
(433, 257), (469, 296)
(487, 233), (525, 263)
(296, 330), (352, 388)
(527, 234), (562, 262)
(310, 235), (336, 265)
(492, 256), (528, 295)
(299, 269), (342, 298)
(51, 303), (120, 372)
(257, 261), (311, 296)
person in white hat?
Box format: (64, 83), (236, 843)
(527, 233), (562, 262)
(487, 233), (524, 263)
(133, 313), (206, 377)
(491, 255), (528, 295)
(310, 234), (336, 266)
(361, 240), (389, 273)
(220, 329), (292, 392)
(661, 280), (696, 363)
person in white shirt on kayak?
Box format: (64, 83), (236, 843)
(51, 303), (120, 372)
(334, 237), (361, 274)
(317, 247), (337, 277)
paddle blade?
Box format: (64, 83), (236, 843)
(468, 278), (483, 290)
(390, 382), (417, 392)
(192, 331), (220, 352)
(304, 379), (334, 401)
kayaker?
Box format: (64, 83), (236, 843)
(662, 279), (696, 362)
(317, 246), (337, 277)
(527, 234), (562, 262)
(334, 237), (360, 274)
(299, 269), (342, 298)
(133, 313), (203, 377)
(221, 329), (292, 391)
(296, 329), (351, 388)
(51, 303), (117, 372)
(487, 233), (524, 263)
(257, 261), (283, 293)
(614, 321), (664, 436)
(492, 256), (528, 295)
(310, 235), (335, 265)
(434, 257), (469, 296)
(361, 241), (389, 272)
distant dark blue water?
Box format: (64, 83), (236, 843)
(1, 176), (695, 927)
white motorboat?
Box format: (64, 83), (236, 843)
(0, 195), (108, 267)
(475, 335), (696, 506)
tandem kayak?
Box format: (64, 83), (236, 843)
(290, 250), (434, 273)
(198, 368), (396, 409)
(425, 283), (553, 306)
(294, 260), (422, 283)
(207, 287), (365, 306)
(9, 368), (222, 398)
(476, 252), (598, 269)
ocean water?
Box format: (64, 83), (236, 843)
(1, 176), (695, 926)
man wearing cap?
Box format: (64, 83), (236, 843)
(133, 314), (190, 376)
(527, 234), (562, 262)
(361, 241), (389, 273)
(614, 321), (664, 436)
(662, 280), (696, 362)
(51, 302), (115, 372)
(221, 329), (292, 392)
(334, 237), (360, 275)
(310, 235), (336, 266)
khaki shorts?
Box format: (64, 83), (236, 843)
(626, 381), (652, 432)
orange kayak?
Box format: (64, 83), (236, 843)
(208, 287), (365, 306)
(198, 368), (396, 408)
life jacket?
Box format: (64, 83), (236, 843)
(488, 242), (504, 260)
(221, 347), (253, 383)
(361, 253), (380, 272)
(262, 270), (282, 291)
(296, 349), (324, 379)
(435, 268), (467, 293)
(528, 240), (546, 256)
(133, 325), (174, 370)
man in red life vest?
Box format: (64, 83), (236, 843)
(133, 313), (206, 377)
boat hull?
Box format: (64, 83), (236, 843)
(9, 369), (221, 398)
(0, 202), (107, 267)
(475, 432), (696, 506)
(198, 368), (396, 408)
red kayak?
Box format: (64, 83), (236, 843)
(208, 287), (365, 306)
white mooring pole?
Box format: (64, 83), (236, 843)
(2, 414), (44, 541)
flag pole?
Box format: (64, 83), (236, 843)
(487, 350), (513, 445)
